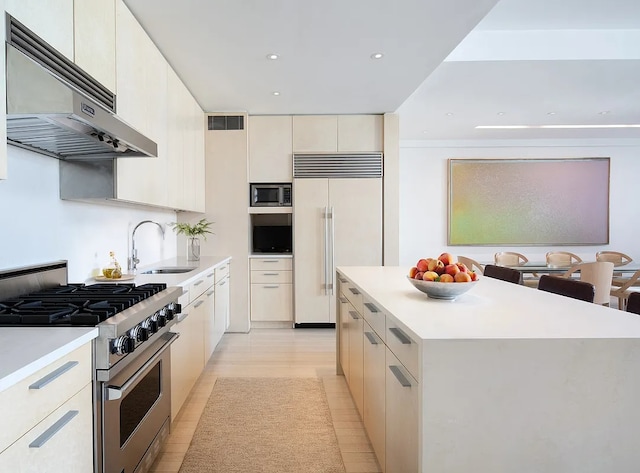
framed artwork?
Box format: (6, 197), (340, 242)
(448, 158), (610, 245)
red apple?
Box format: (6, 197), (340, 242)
(409, 266), (419, 278)
(438, 252), (455, 265)
(422, 271), (439, 281)
(416, 258), (429, 272)
(469, 271), (478, 281)
(439, 273), (454, 283)
(454, 272), (472, 283)
(445, 264), (460, 277)
(455, 262), (468, 273)
(428, 259), (445, 274)
(414, 271), (424, 280)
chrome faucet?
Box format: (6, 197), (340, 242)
(128, 220), (165, 272)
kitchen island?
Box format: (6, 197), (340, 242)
(336, 266), (640, 473)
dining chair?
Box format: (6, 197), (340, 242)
(610, 270), (640, 310)
(483, 264), (523, 285)
(457, 256), (484, 275)
(537, 275), (594, 303)
(494, 252), (537, 287)
(596, 251), (636, 287)
(562, 261), (614, 306)
(545, 251), (582, 267)
(626, 292), (640, 316)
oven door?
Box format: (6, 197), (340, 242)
(101, 332), (178, 473)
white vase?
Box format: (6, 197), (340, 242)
(187, 237), (201, 261)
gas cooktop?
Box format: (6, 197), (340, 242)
(0, 282), (168, 326)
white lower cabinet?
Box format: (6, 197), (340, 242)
(347, 302), (364, 417)
(214, 274), (230, 338)
(363, 323), (386, 470)
(385, 349), (419, 473)
(250, 258), (292, 322)
(339, 296), (351, 382)
(203, 286), (216, 364)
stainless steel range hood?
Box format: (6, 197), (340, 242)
(5, 14), (157, 160)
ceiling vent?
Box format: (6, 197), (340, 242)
(293, 153), (383, 179)
(208, 115), (245, 130)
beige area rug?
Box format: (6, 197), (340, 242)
(179, 377), (346, 473)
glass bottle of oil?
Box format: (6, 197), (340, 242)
(102, 251), (122, 279)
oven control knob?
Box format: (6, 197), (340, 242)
(141, 317), (158, 334)
(112, 335), (135, 356)
(163, 306), (174, 321)
(130, 325), (149, 342)
(152, 311), (167, 328)
(166, 302), (181, 319)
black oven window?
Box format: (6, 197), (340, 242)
(256, 187), (279, 203)
(120, 362), (161, 446)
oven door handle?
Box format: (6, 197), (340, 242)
(106, 332), (179, 401)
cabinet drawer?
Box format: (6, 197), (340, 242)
(0, 382), (93, 472)
(251, 270), (292, 284)
(214, 262), (229, 283)
(341, 280), (363, 315)
(250, 283), (292, 321)
(250, 258), (292, 271)
(362, 298), (386, 341)
(188, 274), (212, 302)
(385, 318), (419, 382)
(0, 342), (92, 454)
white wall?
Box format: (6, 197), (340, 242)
(399, 139), (640, 266)
(0, 146), (178, 282)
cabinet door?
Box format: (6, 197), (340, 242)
(203, 287), (216, 363)
(337, 115), (384, 152)
(338, 295), (351, 381)
(363, 324), (386, 470)
(385, 349), (419, 473)
(0, 383), (93, 472)
(293, 178), (330, 323)
(5, 0), (74, 59)
(249, 116), (293, 182)
(74, 0), (116, 92)
(0, 11), (7, 180)
(250, 283), (292, 321)
(214, 276), (230, 342)
(292, 115), (337, 153)
(329, 178), (383, 267)
(348, 305), (364, 417)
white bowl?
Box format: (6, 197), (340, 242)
(406, 276), (478, 300)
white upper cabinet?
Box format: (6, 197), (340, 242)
(292, 115), (338, 153)
(292, 115), (383, 153)
(74, 0), (116, 92)
(0, 2), (6, 180)
(5, 0), (74, 60)
(249, 115), (293, 182)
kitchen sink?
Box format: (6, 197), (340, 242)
(141, 267), (196, 274)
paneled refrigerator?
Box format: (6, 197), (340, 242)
(293, 153), (383, 325)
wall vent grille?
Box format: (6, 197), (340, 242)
(208, 115), (245, 130)
(7, 14), (116, 112)
(293, 153), (383, 178)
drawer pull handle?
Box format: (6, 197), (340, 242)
(339, 297), (348, 303)
(262, 272), (279, 276)
(364, 332), (378, 345)
(29, 361), (79, 390)
(29, 410), (79, 448)
(194, 300), (205, 308)
(262, 260), (279, 263)
(263, 285), (279, 288)
(219, 280), (227, 286)
(364, 302), (379, 313)
(349, 310), (359, 320)
(207, 290), (214, 297)
(194, 280), (204, 286)
(389, 365), (412, 388)
(177, 312), (189, 323)
(338, 277), (347, 283)
(207, 272), (215, 278)
(182, 289), (190, 294)
(349, 287), (360, 295)
(389, 327), (412, 345)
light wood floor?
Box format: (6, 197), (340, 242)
(150, 328), (381, 473)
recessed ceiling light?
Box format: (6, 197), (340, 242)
(598, 110), (611, 115)
(266, 54), (279, 60)
(546, 112), (556, 115)
(476, 124), (640, 130)
(272, 91), (280, 96)
(422, 130), (428, 134)
(497, 112), (505, 116)
(445, 112), (454, 116)
(370, 53), (384, 59)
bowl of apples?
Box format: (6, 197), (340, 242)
(407, 253), (479, 300)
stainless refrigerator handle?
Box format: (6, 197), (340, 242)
(329, 206), (335, 295)
(323, 206), (329, 295)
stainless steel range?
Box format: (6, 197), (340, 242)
(0, 261), (182, 473)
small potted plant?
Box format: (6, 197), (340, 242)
(170, 218), (214, 261)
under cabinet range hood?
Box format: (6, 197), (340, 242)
(5, 14), (157, 160)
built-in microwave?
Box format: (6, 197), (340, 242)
(250, 183), (292, 207)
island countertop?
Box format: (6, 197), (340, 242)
(337, 266), (640, 340)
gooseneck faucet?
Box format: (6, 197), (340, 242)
(128, 220), (165, 272)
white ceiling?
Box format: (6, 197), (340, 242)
(124, 0), (640, 141)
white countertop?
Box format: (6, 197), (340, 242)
(0, 327), (98, 393)
(338, 266), (640, 340)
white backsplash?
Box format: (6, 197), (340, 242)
(0, 146), (178, 283)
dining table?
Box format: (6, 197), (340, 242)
(494, 262), (640, 274)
